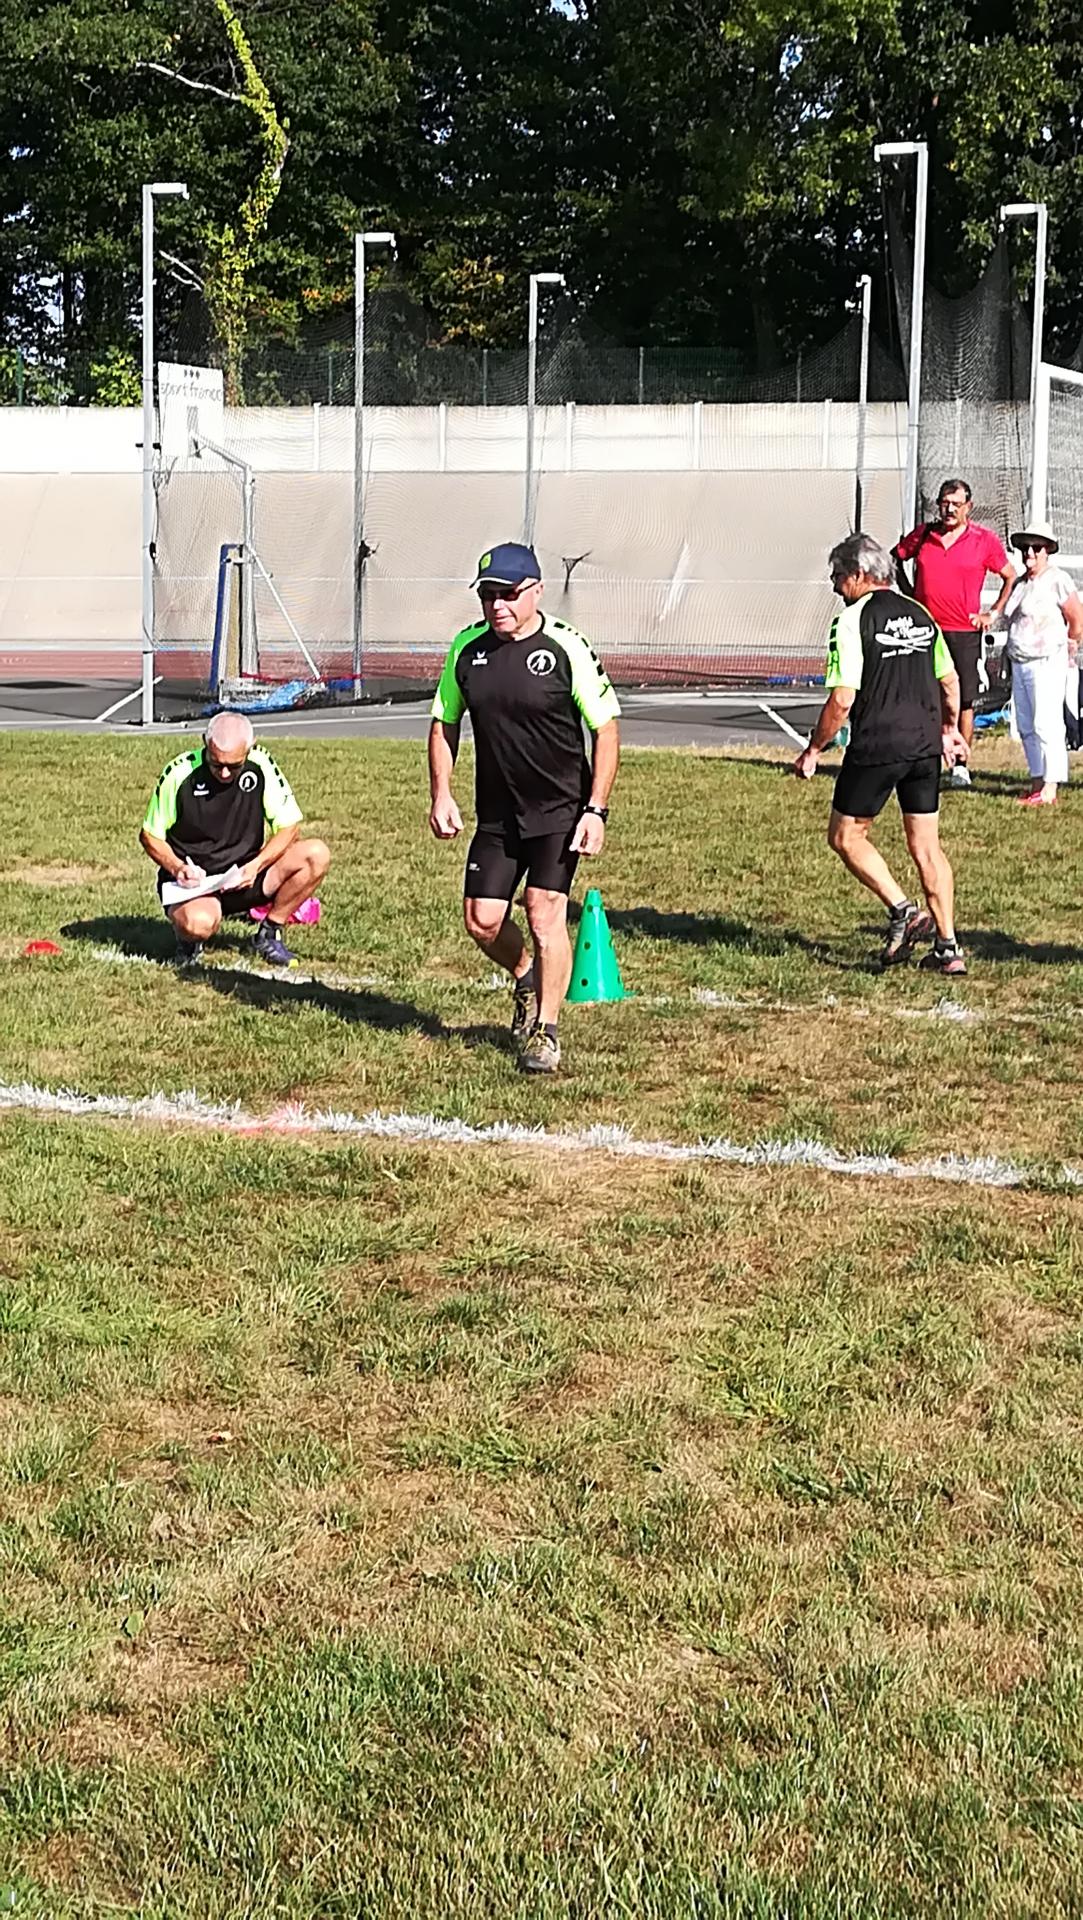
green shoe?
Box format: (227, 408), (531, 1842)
(517, 1024), (561, 1076)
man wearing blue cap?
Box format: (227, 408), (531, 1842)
(428, 542), (621, 1074)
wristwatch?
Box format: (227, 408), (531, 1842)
(582, 803), (609, 822)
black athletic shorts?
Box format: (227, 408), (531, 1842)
(159, 873), (269, 919)
(832, 754), (941, 821)
(464, 825), (579, 900)
(943, 629), (980, 711)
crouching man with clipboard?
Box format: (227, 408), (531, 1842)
(139, 712), (330, 969)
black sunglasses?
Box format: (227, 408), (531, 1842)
(478, 581), (534, 602)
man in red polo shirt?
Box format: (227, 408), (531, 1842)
(894, 477), (1016, 788)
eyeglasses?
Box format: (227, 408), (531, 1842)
(1020, 542), (1049, 555)
(478, 581), (534, 603)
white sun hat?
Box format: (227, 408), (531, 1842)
(1010, 517), (1059, 553)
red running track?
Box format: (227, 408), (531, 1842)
(0, 643), (823, 689)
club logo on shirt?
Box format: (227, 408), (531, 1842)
(526, 648), (556, 677)
(194, 784), (209, 797)
(238, 770), (258, 793)
(472, 652), (488, 667)
(876, 615), (935, 657)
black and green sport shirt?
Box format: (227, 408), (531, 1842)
(431, 614), (621, 835)
(142, 746), (303, 873)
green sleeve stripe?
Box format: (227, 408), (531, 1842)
(252, 747), (303, 833)
(823, 599), (863, 690)
(430, 623), (484, 724)
(141, 752), (197, 838)
(932, 629), (954, 679)
(550, 620), (622, 730)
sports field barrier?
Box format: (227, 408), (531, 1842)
(0, 398), (1041, 693)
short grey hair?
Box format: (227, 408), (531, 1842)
(828, 533), (895, 585)
(205, 710), (255, 751)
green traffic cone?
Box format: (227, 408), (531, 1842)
(566, 887), (627, 1003)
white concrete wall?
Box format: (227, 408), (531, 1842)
(0, 466), (905, 654)
(0, 401), (915, 475)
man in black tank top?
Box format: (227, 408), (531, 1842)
(792, 533), (969, 976)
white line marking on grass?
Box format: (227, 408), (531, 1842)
(0, 1079), (1076, 1192)
(83, 946), (1083, 1032)
(89, 947), (386, 990)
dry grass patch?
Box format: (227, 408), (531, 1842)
(0, 861), (126, 886)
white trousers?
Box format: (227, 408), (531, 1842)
(1011, 655), (1069, 785)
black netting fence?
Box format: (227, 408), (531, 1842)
(888, 199), (1031, 543)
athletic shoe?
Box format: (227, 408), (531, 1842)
(881, 903), (934, 968)
(252, 921), (296, 969)
(511, 977), (538, 1047)
(948, 764), (972, 789)
(173, 938), (204, 968)
(1017, 790), (1057, 806)
(518, 1024), (561, 1075)
(919, 941), (967, 977)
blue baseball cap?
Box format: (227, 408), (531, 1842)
(472, 542), (542, 587)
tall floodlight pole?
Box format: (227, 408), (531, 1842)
(875, 140), (928, 532)
(855, 272), (872, 529)
(141, 181), (188, 727)
(353, 230), (396, 701)
(1000, 201), (1048, 515)
(524, 271), (565, 543)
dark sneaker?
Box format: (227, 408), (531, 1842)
(881, 903), (934, 968)
(252, 921), (296, 969)
(517, 1024), (561, 1075)
(919, 941), (967, 977)
(511, 977), (538, 1048)
(173, 938), (204, 968)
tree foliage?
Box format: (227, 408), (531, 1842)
(1, 0), (1080, 396)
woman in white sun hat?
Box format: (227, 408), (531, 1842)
(1002, 517), (1083, 805)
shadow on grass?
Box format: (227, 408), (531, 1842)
(61, 914), (508, 1048)
(963, 927), (1083, 967)
(190, 963), (456, 1040)
(62, 912), (178, 960)
(596, 904), (870, 971)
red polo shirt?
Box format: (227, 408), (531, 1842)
(895, 521), (1008, 632)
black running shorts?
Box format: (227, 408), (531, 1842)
(832, 754), (941, 821)
(159, 873), (269, 918)
(464, 825), (579, 900)
(942, 629), (980, 711)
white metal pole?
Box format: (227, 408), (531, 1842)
(1031, 362), (1050, 525)
(1006, 202), (1044, 424)
(875, 141), (928, 532)
(140, 181), (187, 725)
(524, 276), (539, 542)
(352, 231), (395, 700)
(241, 461), (257, 676)
(524, 271), (564, 543)
(140, 188), (156, 728)
(855, 273), (871, 527)
(1032, 204), (1047, 423)
(352, 233), (365, 701)
(1000, 201), (1049, 511)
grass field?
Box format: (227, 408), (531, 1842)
(1, 731), (1082, 1916)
